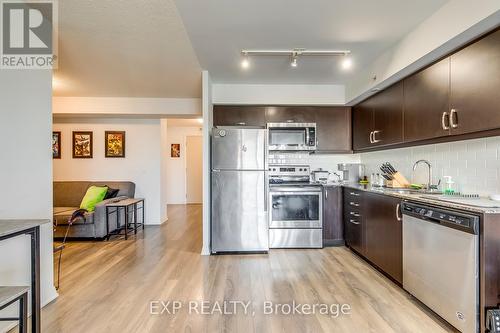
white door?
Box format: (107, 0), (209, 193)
(186, 136), (203, 203)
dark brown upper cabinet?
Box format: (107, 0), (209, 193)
(404, 57), (451, 142)
(352, 101), (373, 150)
(213, 105), (352, 153)
(315, 107), (351, 152)
(371, 82), (404, 147)
(450, 29), (500, 135)
(213, 105), (267, 127)
(352, 82), (403, 150)
(265, 106), (316, 123)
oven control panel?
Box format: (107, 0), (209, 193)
(269, 165), (310, 176)
(269, 165), (310, 184)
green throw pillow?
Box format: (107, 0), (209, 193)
(80, 186), (108, 212)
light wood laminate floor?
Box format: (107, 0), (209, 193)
(40, 204), (455, 333)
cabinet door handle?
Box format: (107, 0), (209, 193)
(350, 212), (360, 217)
(450, 109), (458, 129)
(325, 190), (328, 199)
(236, 122), (246, 126)
(349, 219), (360, 225)
(369, 131), (374, 143)
(350, 192), (360, 196)
(396, 203), (402, 221)
(349, 202), (360, 207)
(372, 130), (381, 143)
(441, 112), (450, 130)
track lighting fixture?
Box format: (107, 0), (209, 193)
(240, 49), (352, 70)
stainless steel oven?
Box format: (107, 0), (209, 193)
(267, 123), (316, 151)
(269, 185), (323, 248)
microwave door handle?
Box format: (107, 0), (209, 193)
(305, 128), (309, 147)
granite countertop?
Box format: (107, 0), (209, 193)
(342, 184), (500, 214)
(0, 219), (51, 238)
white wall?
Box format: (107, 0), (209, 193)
(0, 70), (57, 329)
(360, 136), (500, 196)
(53, 118), (164, 225)
(201, 71), (213, 255)
(53, 97), (201, 117)
(212, 84), (345, 105)
(347, 1), (500, 103)
(160, 119), (169, 222)
(165, 126), (203, 204)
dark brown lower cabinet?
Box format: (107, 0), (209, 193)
(322, 186), (344, 246)
(343, 189), (402, 284)
(364, 192), (403, 284)
(343, 189), (365, 255)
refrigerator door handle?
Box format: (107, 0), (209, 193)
(264, 128), (269, 213)
(264, 172), (269, 212)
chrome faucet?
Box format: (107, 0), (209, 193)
(413, 159), (433, 189)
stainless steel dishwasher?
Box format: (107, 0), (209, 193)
(401, 202), (479, 333)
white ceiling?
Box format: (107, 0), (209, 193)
(174, 0), (448, 85)
(53, 0), (202, 97)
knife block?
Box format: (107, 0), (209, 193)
(386, 172), (411, 188)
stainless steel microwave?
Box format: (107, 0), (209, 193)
(267, 123), (317, 151)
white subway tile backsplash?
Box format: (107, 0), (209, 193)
(360, 136), (500, 196)
(268, 152), (362, 182)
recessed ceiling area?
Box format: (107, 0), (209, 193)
(54, 0), (202, 97)
(174, 0), (448, 85)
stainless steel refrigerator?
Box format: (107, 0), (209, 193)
(211, 127), (268, 253)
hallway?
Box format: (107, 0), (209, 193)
(41, 204), (454, 333)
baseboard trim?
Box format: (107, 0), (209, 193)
(323, 239), (345, 247)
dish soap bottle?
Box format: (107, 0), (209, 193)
(443, 176), (455, 195)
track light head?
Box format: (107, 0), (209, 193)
(341, 55), (352, 70)
(241, 53), (250, 69)
(290, 53), (298, 68)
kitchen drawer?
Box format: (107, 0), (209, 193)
(269, 229), (323, 248)
(345, 210), (362, 219)
(345, 189), (363, 199)
(345, 200), (362, 209)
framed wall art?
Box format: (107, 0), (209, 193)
(171, 143), (180, 158)
(105, 131), (126, 158)
(72, 131), (93, 158)
(52, 131), (61, 159)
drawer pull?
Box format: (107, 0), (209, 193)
(349, 219), (360, 225)
(349, 192), (360, 196)
(350, 212), (360, 217)
(349, 202), (360, 207)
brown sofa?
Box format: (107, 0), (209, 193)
(53, 181), (135, 239)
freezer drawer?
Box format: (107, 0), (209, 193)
(211, 170), (268, 252)
(269, 229), (322, 248)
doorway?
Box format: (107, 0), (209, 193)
(186, 135), (203, 203)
